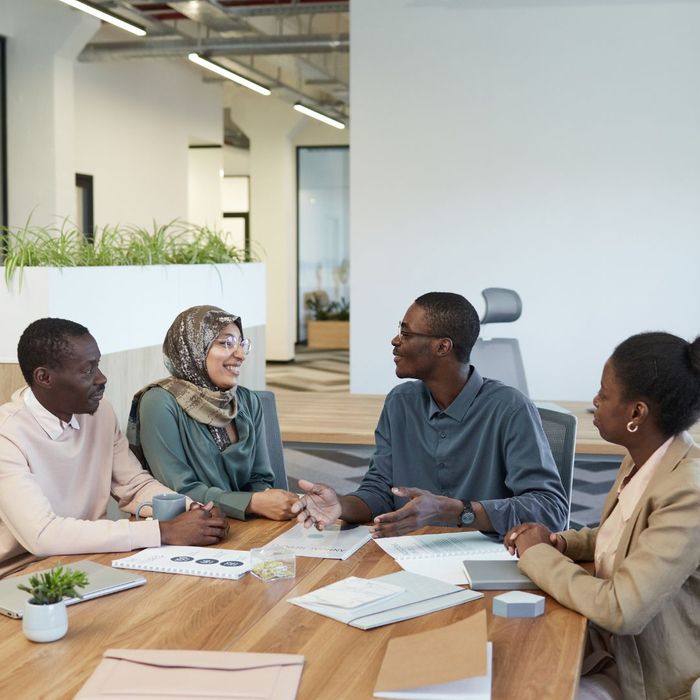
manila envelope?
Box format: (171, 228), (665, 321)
(374, 610), (488, 695)
(75, 649), (304, 700)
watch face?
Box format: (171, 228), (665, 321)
(461, 507), (475, 526)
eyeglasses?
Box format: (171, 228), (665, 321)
(396, 322), (450, 342)
(216, 334), (252, 356)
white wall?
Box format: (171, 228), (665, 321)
(188, 147), (223, 228)
(350, 0), (700, 400)
(1, 0), (98, 227)
(75, 60), (222, 225)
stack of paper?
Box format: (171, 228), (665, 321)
(264, 522), (371, 560)
(374, 610), (492, 699)
(289, 571), (482, 630)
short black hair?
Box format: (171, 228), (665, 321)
(414, 292), (480, 364)
(611, 331), (700, 436)
(17, 318), (91, 385)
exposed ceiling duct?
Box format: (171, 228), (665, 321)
(80, 34), (349, 61)
(80, 0), (350, 122)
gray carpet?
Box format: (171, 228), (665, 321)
(283, 445), (621, 530)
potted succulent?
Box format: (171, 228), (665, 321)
(305, 292), (350, 350)
(18, 564), (89, 642)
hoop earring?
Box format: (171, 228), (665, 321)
(626, 421), (638, 433)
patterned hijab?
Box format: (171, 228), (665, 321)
(129, 305), (243, 453)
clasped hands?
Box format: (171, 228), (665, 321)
(159, 501), (230, 546)
(503, 522), (566, 557)
(291, 479), (455, 538)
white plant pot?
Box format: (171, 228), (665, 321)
(22, 600), (68, 643)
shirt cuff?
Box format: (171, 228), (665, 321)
(127, 518), (163, 549)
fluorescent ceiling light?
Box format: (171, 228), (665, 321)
(293, 103), (345, 130)
(58, 0), (147, 36)
(188, 53), (271, 96)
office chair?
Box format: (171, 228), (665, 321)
(537, 406), (577, 528)
(470, 287), (529, 396)
(254, 390), (290, 490)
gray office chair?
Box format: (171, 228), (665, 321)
(470, 287), (529, 396)
(254, 390), (289, 490)
(537, 406), (577, 528)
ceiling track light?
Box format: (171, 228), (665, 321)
(188, 53), (271, 96)
(293, 103), (345, 130)
(58, 0), (146, 36)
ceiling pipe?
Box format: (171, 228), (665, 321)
(79, 33), (348, 61)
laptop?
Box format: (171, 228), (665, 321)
(0, 560), (146, 619)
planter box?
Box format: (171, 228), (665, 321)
(307, 320), (349, 350)
(0, 263), (266, 360)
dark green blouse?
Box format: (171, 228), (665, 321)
(138, 386), (274, 519)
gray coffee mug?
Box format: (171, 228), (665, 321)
(136, 493), (186, 521)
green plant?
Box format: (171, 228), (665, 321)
(1, 217), (257, 287)
(305, 292), (350, 321)
(17, 565), (89, 605)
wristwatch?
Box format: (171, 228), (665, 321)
(459, 501), (475, 527)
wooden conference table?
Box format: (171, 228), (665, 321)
(0, 520), (587, 700)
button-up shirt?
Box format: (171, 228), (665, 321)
(353, 367), (568, 535)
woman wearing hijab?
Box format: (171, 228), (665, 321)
(129, 305), (298, 521)
(504, 332), (700, 700)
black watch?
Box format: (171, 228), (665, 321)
(459, 501), (475, 527)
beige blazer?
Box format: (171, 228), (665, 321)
(520, 432), (700, 700)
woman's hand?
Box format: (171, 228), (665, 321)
(248, 489), (299, 520)
(504, 523), (566, 557)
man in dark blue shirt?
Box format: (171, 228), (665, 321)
(292, 292), (568, 538)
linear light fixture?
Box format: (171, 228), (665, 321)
(293, 103), (345, 130)
(58, 0), (147, 36)
(188, 53), (271, 96)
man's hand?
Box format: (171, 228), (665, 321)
(504, 523), (565, 557)
(290, 479), (342, 530)
(369, 486), (454, 538)
(159, 500), (229, 545)
(248, 489), (299, 520)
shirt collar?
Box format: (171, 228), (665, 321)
(23, 388), (80, 439)
(617, 436), (673, 520)
(427, 366), (483, 422)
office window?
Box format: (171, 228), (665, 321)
(297, 146), (349, 342)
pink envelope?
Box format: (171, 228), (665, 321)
(75, 649), (305, 700)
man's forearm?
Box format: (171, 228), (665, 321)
(339, 494), (373, 523)
(442, 497), (495, 532)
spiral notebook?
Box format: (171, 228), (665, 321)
(374, 532), (514, 585)
(112, 546), (251, 580)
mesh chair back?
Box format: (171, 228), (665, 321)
(471, 338), (530, 396)
(254, 390), (289, 490)
(536, 406), (577, 528)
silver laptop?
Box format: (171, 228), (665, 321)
(0, 560), (146, 619)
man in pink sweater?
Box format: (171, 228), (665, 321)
(0, 318), (229, 576)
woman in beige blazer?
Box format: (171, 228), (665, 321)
(505, 332), (700, 700)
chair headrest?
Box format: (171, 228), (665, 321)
(480, 288), (522, 324)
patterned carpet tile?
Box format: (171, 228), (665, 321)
(283, 446), (622, 530)
(267, 349), (350, 393)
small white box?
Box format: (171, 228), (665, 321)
(493, 591), (545, 618)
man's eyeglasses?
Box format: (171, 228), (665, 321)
(217, 335), (252, 356)
(396, 322), (450, 342)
